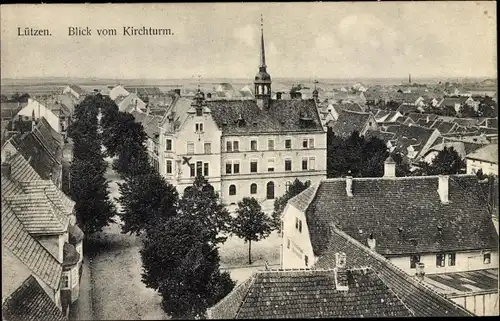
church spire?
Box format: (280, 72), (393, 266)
(260, 14), (266, 69)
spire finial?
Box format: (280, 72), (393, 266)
(197, 75), (201, 92)
(259, 14), (266, 69)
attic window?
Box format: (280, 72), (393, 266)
(409, 239), (418, 247)
(252, 122), (258, 127)
(222, 121), (228, 126)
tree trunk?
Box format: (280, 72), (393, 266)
(248, 240), (252, 265)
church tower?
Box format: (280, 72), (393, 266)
(255, 15), (272, 109)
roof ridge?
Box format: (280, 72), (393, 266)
(233, 273), (257, 319)
(320, 174), (476, 183)
(329, 227), (473, 316)
(286, 182), (321, 216)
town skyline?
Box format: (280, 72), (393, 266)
(1, 2), (497, 80)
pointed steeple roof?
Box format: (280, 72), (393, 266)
(259, 14), (266, 69)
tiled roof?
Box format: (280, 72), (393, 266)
(124, 87), (162, 96)
(1, 103), (25, 120)
(385, 123), (437, 156)
(68, 84), (85, 95)
(364, 129), (396, 142)
(397, 103), (418, 114)
(2, 200), (62, 290)
(424, 269), (498, 297)
(465, 144), (497, 163)
(141, 114), (161, 138)
(303, 175), (498, 257)
(5, 192), (69, 235)
(161, 97), (194, 133)
(287, 183), (320, 213)
(432, 121), (456, 134)
(327, 109), (373, 137)
(425, 142), (467, 159)
(315, 228), (472, 317)
(338, 102), (365, 112)
(19, 180), (74, 215)
(216, 267), (415, 319)
(206, 99), (323, 135)
(2, 275), (66, 321)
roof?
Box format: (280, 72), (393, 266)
(206, 99), (323, 135)
(208, 268), (414, 319)
(364, 129), (396, 142)
(315, 228), (473, 316)
(425, 142), (467, 159)
(2, 275), (66, 321)
(68, 84), (85, 95)
(385, 123), (437, 156)
(301, 175), (498, 257)
(465, 144), (498, 163)
(424, 269), (498, 298)
(68, 224), (84, 244)
(1, 102), (25, 120)
(327, 109), (373, 137)
(63, 242), (80, 267)
(141, 114), (161, 138)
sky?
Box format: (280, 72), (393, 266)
(1, 2), (497, 80)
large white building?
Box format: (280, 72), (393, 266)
(156, 21), (326, 208)
(466, 144), (498, 176)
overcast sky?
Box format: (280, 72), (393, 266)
(1, 2), (496, 80)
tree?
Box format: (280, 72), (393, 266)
(117, 171), (179, 235)
(271, 179), (311, 232)
(141, 213), (235, 319)
(459, 103), (477, 118)
(179, 176), (232, 243)
(417, 147), (465, 175)
(232, 197), (273, 265)
(69, 95), (116, 234)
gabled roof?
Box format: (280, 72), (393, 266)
(364, 129), (396, 142)
(124, 87), (162, 96)
(432, 121), (456, 134)
(142, 114), (161, 139)
(302, 175), (497, 257)
(1, 102), (25, 120)
(208, 267), (414, 319)
(315, 228), (473, 317)
(68, 84), (85, 95)
(385, 123), (437, 155)
(327, 109), (374, 137)
(2, 275), (66, 321)
(206, 99), (323, 135)
(465, 144), (498, 164)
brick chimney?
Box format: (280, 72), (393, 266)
(415, 262), (425, 280)
(384, 156), (396, 178)
(334, 252), (348, 291)
(438, 175), (449, 204)
(1, 162), (11, 179)
(276, 92), (282, 100)
(345, 172), (353, 197)
(367, 232), (376, 251)
(174, 89), (181, 96)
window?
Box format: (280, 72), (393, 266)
(285, 159), (292, 171)
(448, 253), (456, 266)
(436, 253), (445, 267)
(196, 108), (203, 117)
(187, 142), (194, 154)
(267, 158), (275, 172)
(204, 163), (209, 177)
(309, 138), (315, 148)
(195, 123), (204, 132)
(305, 255), (309, 267)
(287, 238), (290, 249)
(226, 141), (233, 152)
(410, 255), (421, 269)
(302, 158), (308, 170)
(229, 184), (236, 196)
(166, 160), (172, 174)
(298, 220), (302, 233)
(250, 183), (257, 194)
(484, 253), (491, 264)
(233, 161), (240, 174)
(233, 141), (239, 151)
(61, 273), (69, 289)
(250, 140), (258, 151)
(71, 267), (78, 287)
(226, 161), (232, 174)
(190, 164), (195, 177)
(204, 142), (211, 154)
(166, 139), (172, 151)
(250, 160), (258, 173)
(196, 161), (203, 177)
(268, 139), (274, 150)
(309, 157), (316, 170)
(302, 139), (308, 148)
(285, 139), (292, 149)
(295, 217), (299, 229)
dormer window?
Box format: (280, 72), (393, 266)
(196, 108), (203, 117)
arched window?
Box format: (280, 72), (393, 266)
(250, 183), (257, 194)
(266, 181), (275, 199)
(229, 184), (236, 196)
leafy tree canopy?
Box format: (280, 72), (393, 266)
(271, 179), (311, 232)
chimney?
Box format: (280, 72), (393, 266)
(174, 89), (181, 96)
(334, 252), (348, 291)
(415, 262), (425, 280)
(206, 92), (212, 99)
(384, 156), (396, 177)
(276, 92), (282, 100)
(345, 173), (353, 197)
(1, 162), (11, 179)
(367, 233), (376, 251)
(438, 175), (449, 204)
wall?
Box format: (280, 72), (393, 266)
(16, 99), (60, 132)
(388, 250), (498, 275)
(281, 204), (316, 269)
(467, 159), (498, 175)
(2, 247), (34, 301)
(452, 292), (499, 316)
(220, 132), (327, 204)
(36, 235), (64, 264)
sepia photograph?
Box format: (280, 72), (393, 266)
(0, 2), (498, 320)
